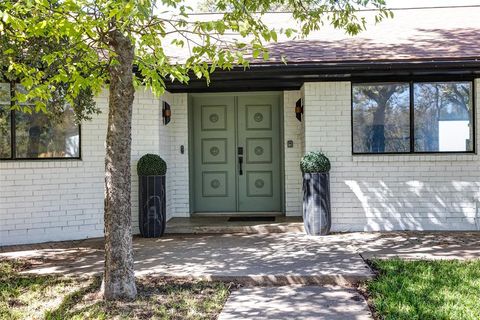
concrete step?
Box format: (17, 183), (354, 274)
(165, 216), (305, 234)
(151, 273), (371, 287)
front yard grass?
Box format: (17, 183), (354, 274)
(365, 259), (480, 320)
(0, 259), (231, 319)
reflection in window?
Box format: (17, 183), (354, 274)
(0, 82), (80, 159)
(352, 83), (410, 153)
(414, 82), (473, 152)
(15, 109), (79, 158)
(0, 83), (11, 158)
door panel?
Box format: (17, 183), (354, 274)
(193, 96), (236, 212)
(237, 95), (281, 212)
(192, 94), (281, 213)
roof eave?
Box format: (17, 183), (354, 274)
(165, 58), (480, 93)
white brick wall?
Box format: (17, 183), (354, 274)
(5, 80), (479, 245)
(163, 92), (190, 218)
(302, 80), (480, 231)
(283, 91), (303, 216)
(0, 89), (189, 246)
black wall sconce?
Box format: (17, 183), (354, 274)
(295, 98), (303, 122)
(162, 101), (171, 125)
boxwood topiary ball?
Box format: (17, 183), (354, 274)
(137, 154), (167, 176)
(300, 151), (331, 173)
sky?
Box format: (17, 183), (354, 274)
(157, 0), (480, 12)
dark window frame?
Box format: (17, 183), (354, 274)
(351, 78), (476, 155)
(0, 81), (82, 161)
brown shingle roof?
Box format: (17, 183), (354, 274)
(171, 6), (480, 64)
(264, 28), (479, 63)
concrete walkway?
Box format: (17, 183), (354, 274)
(2, 232), (479, 279)
(219, 286), (372, 320)
(0, 233), (373, 285)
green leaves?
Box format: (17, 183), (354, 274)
(0, 0), (391, 120)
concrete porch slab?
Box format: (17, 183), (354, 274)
(0, 233), (372, 285)
(219, 286), (372, 320)
(355, 231), (480, 260)
(165, 216), (304, 234)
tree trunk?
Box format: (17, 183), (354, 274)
(27, 125), (41, 157)
(102, 29), (137, 301)
(371, 104), (386, 152)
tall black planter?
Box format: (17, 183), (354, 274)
(139, 175), (166, 237)
(303, 172), (331, 235)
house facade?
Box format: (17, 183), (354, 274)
(1, 7), (480, 245)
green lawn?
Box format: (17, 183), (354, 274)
(366, 259), (480, 320)
(0, 259), (231, 320)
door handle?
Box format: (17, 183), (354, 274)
(237, 147), (244, 175)
(238, 156), (243, 175)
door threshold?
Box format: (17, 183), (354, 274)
(192, 211), (283, 218)
(228, 216), (276, 222)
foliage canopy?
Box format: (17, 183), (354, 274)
(0, 0), (391, 118)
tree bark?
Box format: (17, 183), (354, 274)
(27, 125), (41, 157)
(363, 87), (396, 153)
(102, 29), (137, 301)
(371, 104), (386, 152)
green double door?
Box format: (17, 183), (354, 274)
(192, 93), (282, 213)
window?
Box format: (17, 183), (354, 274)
(352, 81), (474, 154)
(352, 83), (410, 153)
(0, 83), (80, 160)
(414, 82), (473, 152)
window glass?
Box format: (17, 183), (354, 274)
(0, 83), (11, 159)
(15, 108), (79, 158)
(352, 83), (411, 153)
(0, 83), (81, 160)
(414, 82), (473, 152)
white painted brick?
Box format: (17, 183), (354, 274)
(301, 80), (480, 231)
(0, 89), (189, 246)
(283, 91), (303, 216)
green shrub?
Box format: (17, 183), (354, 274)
(300, 151), (330, 173)
(137, 154), (167, 176)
